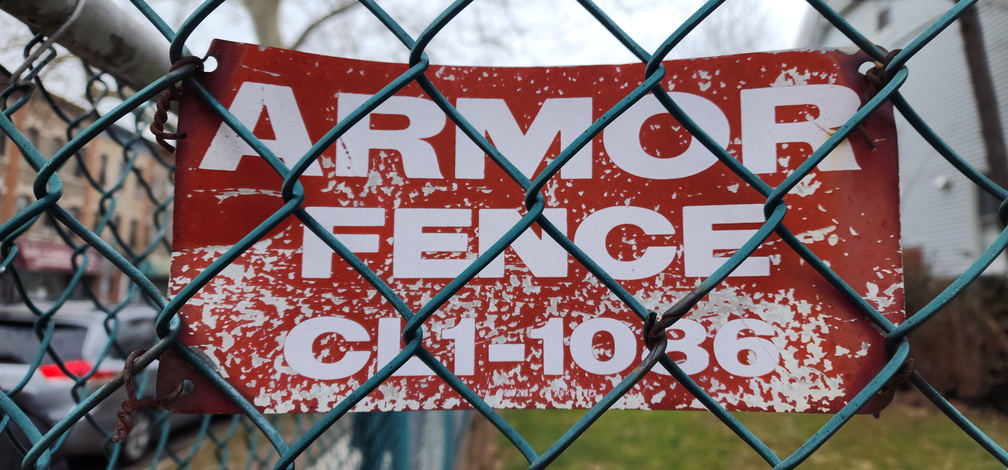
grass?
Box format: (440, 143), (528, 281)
(491, 391), (1008, 469)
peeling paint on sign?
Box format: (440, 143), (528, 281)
(160, 40), (904, 414)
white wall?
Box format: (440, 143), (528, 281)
(797, 0), (1008, 277)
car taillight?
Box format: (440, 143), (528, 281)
(38, 360), (117, 381)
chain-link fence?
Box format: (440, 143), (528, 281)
(0, 0), (1006, 469)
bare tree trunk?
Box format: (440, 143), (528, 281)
(242, 0), (285, 48)
(959, 3), (1008, 189)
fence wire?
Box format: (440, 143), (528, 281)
(0, 0), (1006, 469)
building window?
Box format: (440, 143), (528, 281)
(129, 219), (140, 249)
(877, 6), (891, 30)
(99, 153), (109, 186)
(41, 214), (56, 230)
(26, 128), (39, 148)
(73, 152), (86, 178)
(42, 210), (57, 229)
(978, 187), (1000, 223)
(68, 207), (83, 229)
(133, 172), (146, 199)
(48, 137), (63, 159)
(0, 132), (7, 155)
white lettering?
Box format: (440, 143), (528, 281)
(201, 82), (322, 175)
(682, 204), (769, 277)
(602, 93), (729, 179)
(575, 206), (677, 280)
(377, 317), (434, 376)
(569, 318), (637, 374)
(284, 317), (369, 379)
(713, 319), (779, 377)
(528, 317), (564, 376)
(646, 319), (710, 376)
(302, 207), (385, 279)
(336, 93), (446, 178)
(740, 84), (861, 173)
(442, 318), (476, 375)
(478, 209), (568, 278)
(393, 208), (471, 278)
(456, 97), (593, 179)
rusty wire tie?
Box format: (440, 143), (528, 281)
(873, 357), (915, 418)
(641, 290), (704, 370)
(856, 48), (903, 150)
(111, 349), (185, 443)
(150, 55), (204, 153)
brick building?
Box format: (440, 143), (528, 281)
(0, 85), (173, 305)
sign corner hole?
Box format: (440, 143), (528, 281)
(203, 55), (219, 74)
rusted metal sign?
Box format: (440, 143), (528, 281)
(161, 40), (903, 414)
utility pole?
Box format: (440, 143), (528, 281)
(0, 0), (169, 91)
(958, 2), (1008, 189)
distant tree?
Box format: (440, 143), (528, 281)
(0, 0), (786, 97)
(240, 0), (359, 50)
(676, 0), (774, 57)
(234, 0), (779, 64)
(232, 0), (522, 64)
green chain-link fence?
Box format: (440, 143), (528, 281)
(0, 0), (1006, 469)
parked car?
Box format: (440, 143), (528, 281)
(0, 302), (175, 464)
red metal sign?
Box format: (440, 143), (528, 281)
(161, 40), (903, 414)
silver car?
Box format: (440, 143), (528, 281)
(0, 302), (173, 464)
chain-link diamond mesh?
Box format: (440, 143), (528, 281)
(0, 0), (1006, 469)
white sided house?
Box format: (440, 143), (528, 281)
(797, 0), (1008, 277)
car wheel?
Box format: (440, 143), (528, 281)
(117, 410), (155, 465)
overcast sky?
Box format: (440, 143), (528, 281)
(0, 0), (813, 109)
(147, 0), (812, 66)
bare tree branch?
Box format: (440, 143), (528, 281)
(290, 0), (360, 50)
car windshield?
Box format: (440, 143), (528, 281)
(0, 320), (87, 365)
